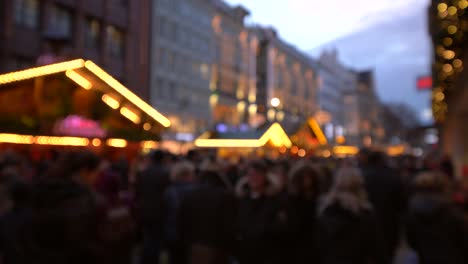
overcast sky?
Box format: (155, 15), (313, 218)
(226, 0), (433, 124)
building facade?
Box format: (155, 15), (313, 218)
(317, 50), (355, 142)
(150, 0), (214, 138)
(355, 71), (385, 147)
(210, 1), (258, 127)
(255, 27), (318, 128)
(0, 0), (151, 99)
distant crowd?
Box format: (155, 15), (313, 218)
(0, 148), (467, 264)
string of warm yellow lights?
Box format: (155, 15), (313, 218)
(433, 0), (468, 122)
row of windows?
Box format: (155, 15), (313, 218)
(14, 0), (125, 58)
(157, 16), (210, 55)
(155, 48), (210, 81)
(154, 78), (208, 105)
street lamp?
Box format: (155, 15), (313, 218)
(270, 97), (280, 108)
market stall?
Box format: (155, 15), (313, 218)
(194, 122), (292, 160)
(0, 59), (170, 156)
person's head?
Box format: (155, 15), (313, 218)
(322, 167), (370, 214)
(412, 171), (449, 195)
(272, 160), (290, 190)
(245, 160), (268, 193)
(289, 161), (320, 197)
(170, 161), (195, 183)
(29, 178), (96, 250)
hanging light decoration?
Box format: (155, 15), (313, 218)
(432, 0), (468, 122)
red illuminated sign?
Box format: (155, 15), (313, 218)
(417, 76), (432, 90)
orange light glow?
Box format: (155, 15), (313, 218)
(298, 149), (306, 157)
(92, 138), (102, 147)
(143, 122), (152, 131)
(106, 138), (127, 148)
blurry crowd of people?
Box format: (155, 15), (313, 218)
(0, 148), (467, 264)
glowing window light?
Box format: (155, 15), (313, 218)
(248, 104), (257, 115)
(143, 122), (152, 131)
(276, 111), (285, 121)
(267, 109), (276, 121)
(448, 25), (458, 35)
(141, 141), (158, 149)
(84, 61), (171, 127)
(0, 59), (85, 85)
(120, 106), (141, 124)
(92, 138), (101, 147)
(209, 94), (218, 106)
(308, 118), (328, 145)
(66, 70), (92, 90)
(107, 138), (127, 148)
(237, 101), (246, 113)
(102, 94), (120, 109)
(248, 93), (256, 103)
(0, 134), (34, 144)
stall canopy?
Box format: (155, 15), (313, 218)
(289, 118), (328, 150)
(194, 122), (292, 148)
(0, 59), (170, 146)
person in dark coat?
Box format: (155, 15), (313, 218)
(316, 167), (385, 264)
(164, 161), (197, 264)
(360, 151), (404, 263)
(405, 171), (468, 264)
(287, 161), (321, 264)
(178, 164), (237, 264)
(236, 160), (278, 264)
(3, 178), (100, 264)
(135, 150), (170, 264)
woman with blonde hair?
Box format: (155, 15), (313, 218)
(315, 167), (384, 264)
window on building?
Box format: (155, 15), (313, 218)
(106, 25), (125, 58)
(14, 0), (39, 29)
(49, 5), (72, 37)
(168, 82), (177, 100)
(85, 18), (100, 50)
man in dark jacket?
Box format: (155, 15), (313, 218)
(179, 169), (237, 264)
(135, 151), (170, 264)
(360, 151), (404, 263)
(236, 160), (277, 264)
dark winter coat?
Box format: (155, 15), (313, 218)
(135, 164), (170, 229)
(315, 202), (385, 264)
(179, 184), (237, 264)
(236, 193), (278, 264)
(405, 194), (468, 264)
